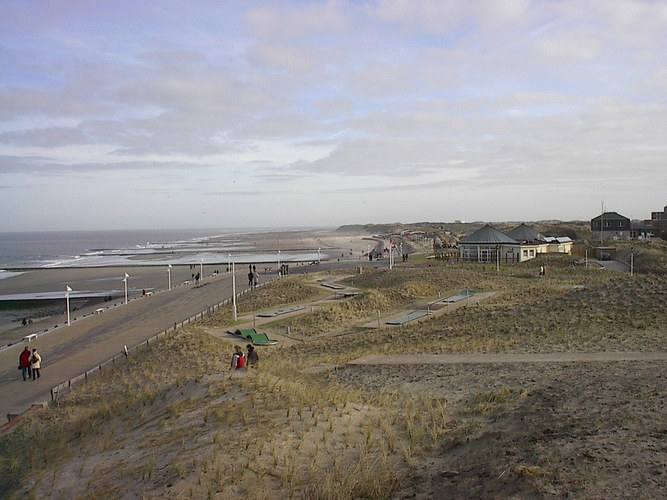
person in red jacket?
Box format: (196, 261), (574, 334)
(19, 346), (32, 381)
(231, 345), (246, 369)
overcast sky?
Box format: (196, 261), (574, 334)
(1, 1), (666, 231)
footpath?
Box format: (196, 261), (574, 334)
(348, 352), (667, 365)
(0, 272), (260, 419)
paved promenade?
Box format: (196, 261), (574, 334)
(0, 272), (259, 419)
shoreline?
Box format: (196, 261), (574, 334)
(0, 230), (379, 341)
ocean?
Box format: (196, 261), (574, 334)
(0, 228), (322, 272)
(0, 228), (324, 334)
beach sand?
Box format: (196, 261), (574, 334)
(0, 229), (378, 340)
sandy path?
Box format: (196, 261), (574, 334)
(0, 272), (266, 418)
(348, 352), (667, 365)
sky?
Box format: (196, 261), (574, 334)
(1, 0), (666, 231)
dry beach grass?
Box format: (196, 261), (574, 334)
(1, 251), (666, 499)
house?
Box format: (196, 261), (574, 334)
(591, 212), (631, 241)
(543, 236), (574, 254)
(458, 223), (573, 263)
(631, 205), (667, 240)
(459, 225), (525, 263)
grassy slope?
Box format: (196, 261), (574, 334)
(1, 255), (666, 499)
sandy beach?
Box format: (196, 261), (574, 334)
(0, 229), (379, 339)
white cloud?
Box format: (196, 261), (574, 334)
(0, 0), (665, 231)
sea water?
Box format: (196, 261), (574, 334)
(0, 228), (323, 334)
(0, 228), (321, 271)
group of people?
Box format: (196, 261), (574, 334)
(231, 344), (258, 370)
(247, 265), (260, 286)
(18, 346), (42, 381)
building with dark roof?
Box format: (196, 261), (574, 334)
(459, 225), (524, 262)
(506, 223), (545, 243)
(632, 205), (667, 240)
(458, 224), (573, 263)
(591, 212), (631, 241)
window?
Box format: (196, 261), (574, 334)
(523, 250), (528, 256)
(604, 221), (611, 227)
(529, 249), (535, 256)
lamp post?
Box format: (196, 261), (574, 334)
(318, 247), (321, 264)
(228, 253), (231, 272)
(66, 285), (72, 326)
(389, 239), (393, 270)
(122, 273), (129, 304)
(631, 247), (634, 276)
(168, 264), (172, 290)
(200, 258), (203, 282)
(496, 245), (500, 274)
(585, 247), (588, 268)
(278, 250), (281, 274)
(232, 262), (237, 321)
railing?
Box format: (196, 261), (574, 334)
(50, 283), (264, 402)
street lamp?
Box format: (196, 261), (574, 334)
(200, 258), (203, 282)
(232, 262), (237, 321)
(168, 264), (172, 290)
(123, 272), (129, 304)
(389, 239), (393, 270)
(318, 247), (321, 264)
(228, 253), (231, 272)
(631, 247), (634, 276)
(278, 250), (281, 273)
(66, 285), (72, 326)
(496, 245), (500, 274)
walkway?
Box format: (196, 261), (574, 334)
(0, 273), (261, 419)
(348, 352), (667, 365)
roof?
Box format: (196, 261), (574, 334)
(543, 236), (573, 243)
(460, 225), (518, 245)
(591, 212), (630, 222)
(506, 223), (545, 242)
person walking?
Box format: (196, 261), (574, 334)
(19, 346), (32, 381)
(30, 348), (42, 380)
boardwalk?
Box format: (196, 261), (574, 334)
(0, 273), (260, 418)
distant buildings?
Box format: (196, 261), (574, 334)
(456, 224), (572, 263)
(591, 212), (631, 242)
(632, 206), (667, 240)
(591, 206), (667, 241)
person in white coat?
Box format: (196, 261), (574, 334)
(30, 348), (42, 380)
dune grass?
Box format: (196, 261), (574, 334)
(1, 254), (666, 499)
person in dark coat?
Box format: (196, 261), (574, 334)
(246, 344), (259, 366)
(19, 346), (32, 381)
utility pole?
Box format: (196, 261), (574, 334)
(600, 200), (605, 245)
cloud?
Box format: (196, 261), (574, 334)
(0, 1), (665, 230)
